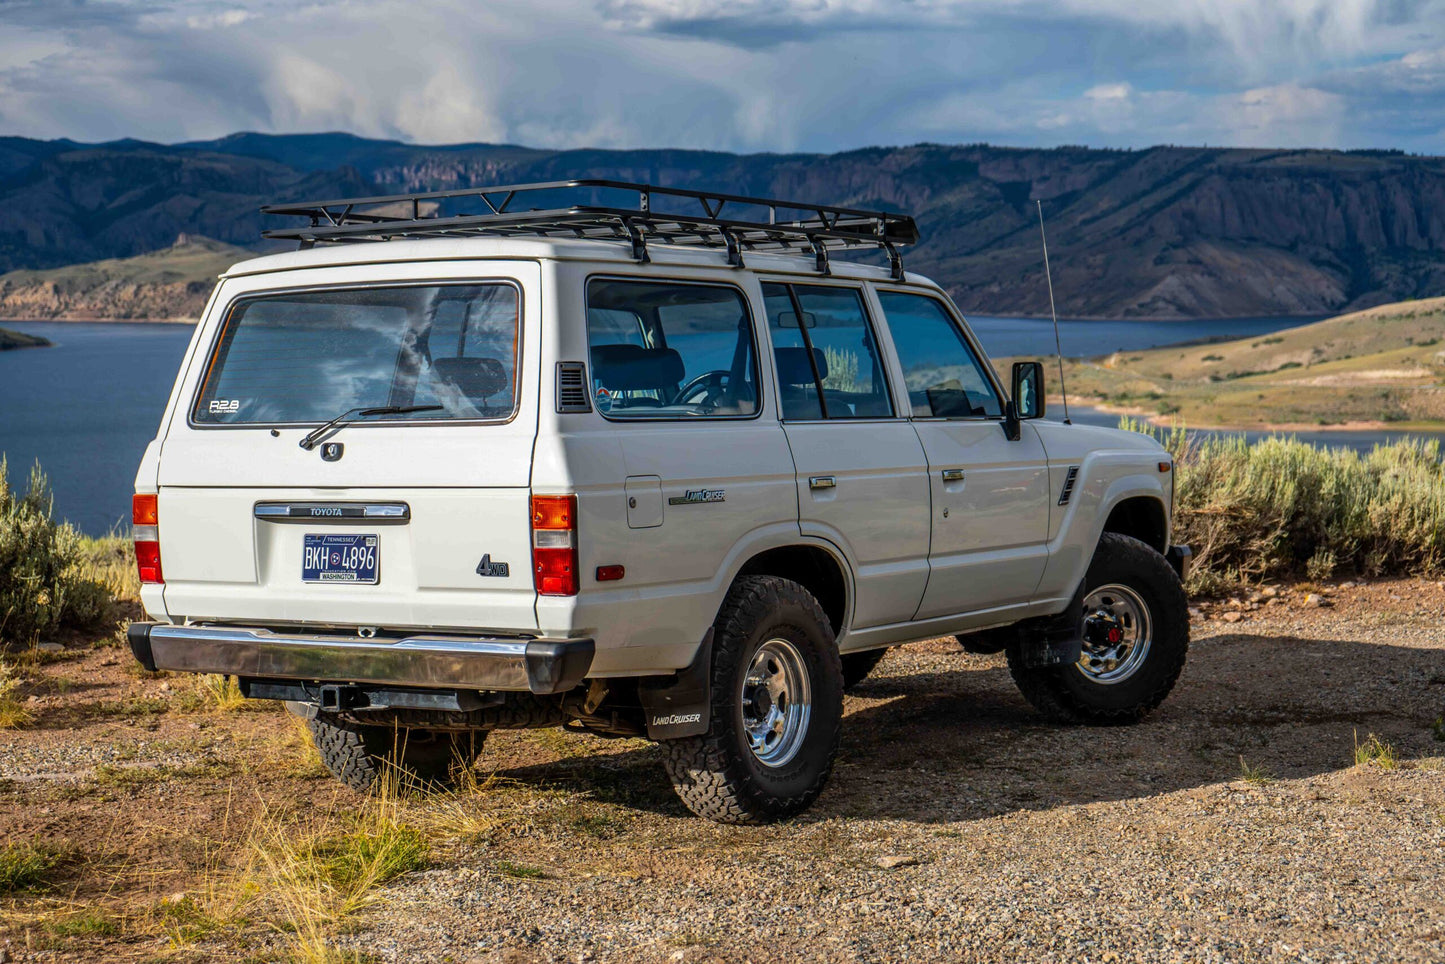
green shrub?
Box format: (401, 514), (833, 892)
(0, 841), (69, 894)
(0, 459), (112, 648)
(1119, 420), (1445, 588)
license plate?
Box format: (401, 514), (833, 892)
(302, 534), (379, 584)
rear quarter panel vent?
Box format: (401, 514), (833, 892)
(556, 362), (592, 413)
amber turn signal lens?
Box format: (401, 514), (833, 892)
(531, 495), (575, 530)
(132, 493), (158, 525)
(1158, 462), (1172, 473)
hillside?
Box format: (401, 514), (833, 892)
(1018, 297), (1445, 428)
(0, 235), (251, 321)
(1, 134), (1444, 318)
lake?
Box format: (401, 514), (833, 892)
(1, 315), (1439, 535)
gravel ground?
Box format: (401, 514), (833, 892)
(2, 579), (1442, 963)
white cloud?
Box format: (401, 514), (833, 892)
(186, 9), (255, 29)
(1084, 83), (1132, 102)
(0, 0), (1440, 152)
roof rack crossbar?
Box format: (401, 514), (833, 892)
(260, 179), (917, 274)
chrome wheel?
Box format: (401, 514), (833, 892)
(1077, 583), (1152, 684)
(740, 638), (813, 767)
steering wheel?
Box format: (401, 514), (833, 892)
(673, 370), (730, 409)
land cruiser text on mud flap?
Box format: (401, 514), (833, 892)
(126, 180), (1191, 824)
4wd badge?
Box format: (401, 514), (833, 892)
(475, 555), (510, 578)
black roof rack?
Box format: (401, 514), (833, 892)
(261, 179), (918, 279)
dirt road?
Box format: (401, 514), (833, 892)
(2, 580), (1442, 963)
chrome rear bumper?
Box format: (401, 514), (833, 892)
(127, 623), (593, 695)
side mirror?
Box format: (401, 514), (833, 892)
(1011, 361), (1046, 420)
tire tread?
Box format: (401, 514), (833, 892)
(1009, 533), (1189, 725)
(663, 576), (842, 824)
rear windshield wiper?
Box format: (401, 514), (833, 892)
(298, 405), (443, 450)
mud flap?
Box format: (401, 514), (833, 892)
(638, 629), (713, 739)
(1012, 581), (1086, 669)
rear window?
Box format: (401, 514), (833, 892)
(586, 278), (759, 418)
(193, 284), (520, 425)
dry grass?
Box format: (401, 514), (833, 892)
(1354, 732), (1401, 770)
(1239, 756), (1274, 786)
(236, 768), (429, 962)
(0, 658), (29, 728)
(1005, 297), (1445, 428)
(192, 674), (248, 712)
(74, 533), (141, 606)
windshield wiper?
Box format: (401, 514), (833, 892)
(298, 405), (443, 450)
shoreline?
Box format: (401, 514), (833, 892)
(0, 316), (198, 325)
(1068, 399), (1441, 434)
(973, 310), (1329, 323)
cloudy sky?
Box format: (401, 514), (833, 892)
(2, 0), (1444, 154)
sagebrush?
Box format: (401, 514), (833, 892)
(1120, 419), (1445, 591)
(0, 458), (116, 648)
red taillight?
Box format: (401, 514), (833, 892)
(133, 493), (163, 584)
(531, 495), (577, 596)
(135, 540), (163, 584)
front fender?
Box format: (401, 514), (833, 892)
(1035, 464), (1170, 615)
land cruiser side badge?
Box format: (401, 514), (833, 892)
(475, 555), (511, 578)
(668, 488), (725, 506)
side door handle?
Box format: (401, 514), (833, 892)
(808, 475), (836, 490)
(941, 469), (966, 483)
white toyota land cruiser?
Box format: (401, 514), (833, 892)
(127, 180), (1191, 823)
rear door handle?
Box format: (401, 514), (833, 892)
(941, 469), (966, 483)
(809, 476), (836, 490)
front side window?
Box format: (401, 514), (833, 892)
(586, 279), (759, 418)
(193, 284), (520, 424)
(877, 291), (1003, 418)
(762, 283), (893, 420)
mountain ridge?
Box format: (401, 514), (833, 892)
(0, 133), (1442, 319)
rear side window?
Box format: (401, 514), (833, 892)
(877, 291), (1003, 419)
(586, 278), (759, 418)
(761, 283), (894, 420)
(193, 284), (520, 424)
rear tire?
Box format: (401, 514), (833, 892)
(840, 648), (888, 691)
(1008, 532), (1188, 724)
(663, 576), (843, 824)
(308, 716), (486, 792)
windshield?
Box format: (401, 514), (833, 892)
(193, 283), (520, 425)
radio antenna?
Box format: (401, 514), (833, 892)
(1036, 199), (1071, 425)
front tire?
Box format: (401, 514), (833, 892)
(1009, 533), (1189, 724)
(663, 576), (844, 824)
(308, 716), (486, 792)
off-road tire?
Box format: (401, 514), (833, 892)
(1008, 532), (1189, 725)
(308, 716), (486, 792)
(663, 576), (844, 824)
(840, 648), (888, 690)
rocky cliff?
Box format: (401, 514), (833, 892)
(2, 134), (1443, 318)
(0, 235), (252, 321)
